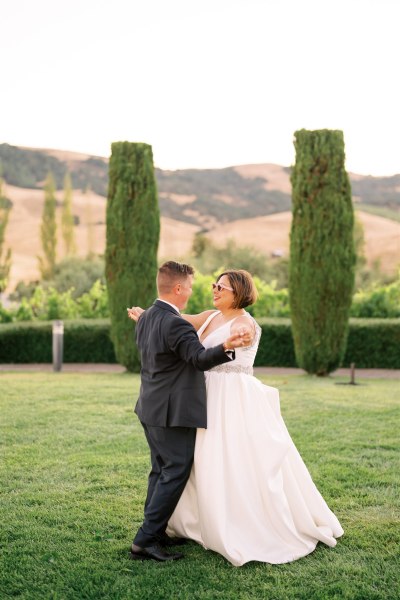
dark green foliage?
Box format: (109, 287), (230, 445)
(38, 172), (57, 279)
(351, 279), (400, 318)
(290, 130), (356, 375)
(0, 321), (53, 362)
(191, 237), (288, 285)
(0, 319), (116, 363)
(9, 280), (38, 301)
(106, 142), (159, 372)
(351, 174), (400, 209)
(45, 256), (105, 299)
(157, 167), (291, 225)
(254, 318), (296, 366)
(0, 144), (65, 189)
(343, 318), (400, 369)
(71, 157), (109, 196)
(0, 144), (108, 196)
(63, 320), (116, 362)
(1, 318), (398, 368)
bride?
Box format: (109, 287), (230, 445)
(131, 269), (343, 566)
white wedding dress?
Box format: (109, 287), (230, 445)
(167, 311), (344, 566)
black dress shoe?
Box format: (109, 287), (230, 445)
(158, 534), (188, 547)
(130, 543), (183, 562)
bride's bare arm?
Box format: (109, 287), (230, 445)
(181, 309), (216, 331)
(230, 316), (256, 346)
(127, 306), (216, 331)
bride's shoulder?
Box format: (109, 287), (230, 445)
(233, 312), (256, 326)
(230, 313), (257, 336)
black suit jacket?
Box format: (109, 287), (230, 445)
(134, 300), (233, 428)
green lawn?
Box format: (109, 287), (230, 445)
(0, 372), (399, 600)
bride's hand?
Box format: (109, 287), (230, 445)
(224, 326), (252, 350)
(127, 306), (145, 322)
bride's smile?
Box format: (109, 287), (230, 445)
(212, 275), (237, 314)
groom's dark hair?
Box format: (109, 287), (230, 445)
(157, 261), (195, 294)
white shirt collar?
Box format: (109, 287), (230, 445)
(157, 298), (180, 314)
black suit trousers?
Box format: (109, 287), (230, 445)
(133, 423), (196, 547)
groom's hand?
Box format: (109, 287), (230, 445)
(223, 327), (252, 350)
(127, 306), (145, 322)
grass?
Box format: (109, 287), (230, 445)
(0, 372), (399, 600)
(357, 204), (400, 222)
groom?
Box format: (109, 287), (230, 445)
(128, 261), (250, 561)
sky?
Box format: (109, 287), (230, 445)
(1, 0), (399, 176)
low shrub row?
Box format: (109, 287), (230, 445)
(343, 319), (400, 369)
(0, 320), (117, 364)
(255, 318), (400, 369)
(0, 318), (399, 369)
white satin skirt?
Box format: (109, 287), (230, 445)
(167, 372), (344, 566)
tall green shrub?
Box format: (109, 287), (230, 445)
(289, 129), (356, 375)
(38, 172), (57, 279)
(105, 142), (159, 371)
(61, 172), (76, 256)
(0, 176), (12, 292)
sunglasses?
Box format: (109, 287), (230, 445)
(212, 282), (234, 292)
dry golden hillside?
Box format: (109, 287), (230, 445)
(3, 184), (201, 291)
(207, 211), (400, 274)
(234, 164), (292, 194)
(2, 182), (399, 293)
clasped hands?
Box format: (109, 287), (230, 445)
(223, 327), (252, 350)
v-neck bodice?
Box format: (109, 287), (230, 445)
(198, 311), (237, 344)
(198, 311), (261, 369)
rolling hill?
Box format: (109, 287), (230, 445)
(1, 143), (399, 227)
(1, 144), (399, 292)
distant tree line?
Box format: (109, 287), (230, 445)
(0, 144), (108, 196)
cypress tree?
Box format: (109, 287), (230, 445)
(0, 177), (12, 292)
(61, 172), (76, 256)
(38, 172), (57, 279)
(105, 142), (160, 372)
(289, 129), (356, 375)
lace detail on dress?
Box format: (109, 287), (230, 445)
(209, 364), (253, 375)
(216, 314), (261, 353)
(241, 319), (262, 351)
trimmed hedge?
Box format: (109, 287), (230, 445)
(0, 318), (399, 369)
(0, 320), (117, 364)
(255, 318), (400, 369)
(254, 319), (296, 367)
(343, 319), (400, 369)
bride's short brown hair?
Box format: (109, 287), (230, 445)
(217, 270), (258, 309)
